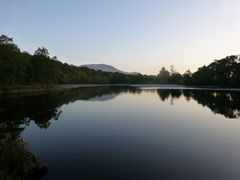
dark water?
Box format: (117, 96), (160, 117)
(1, 86), (240, 179)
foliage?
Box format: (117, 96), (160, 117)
(34, 47), (49, 57)
(190, 55), (240, 86)
(157, 67), (170, 83)
(169, 73), (182, 84)
(0, 34), (240, 87)
(157, 89), (240, 119)
(157, 55), (240, 86)
(182, 69), (192, 85)
(0, 35), (157, 86)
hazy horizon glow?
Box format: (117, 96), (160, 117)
(1, 0), (240, 75)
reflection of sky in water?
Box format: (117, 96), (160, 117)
(21, 89), (240, 180)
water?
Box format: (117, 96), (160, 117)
(1, 86), (240, 179)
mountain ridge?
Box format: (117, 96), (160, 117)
(80, 64), (138, 75)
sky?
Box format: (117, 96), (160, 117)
(1, 0), (240, 75)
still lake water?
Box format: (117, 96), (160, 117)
(2, 85), (240, 179)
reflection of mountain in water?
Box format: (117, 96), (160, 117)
(157, 89), (240, 119)
(87, 93), (118, 101)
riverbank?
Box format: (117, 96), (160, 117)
(0, 84), (97, 94)
(0, 84), (132, 95)
(1, 84), (240, 95)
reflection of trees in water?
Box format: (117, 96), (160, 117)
(2, 87), (237, 127)
(157, 89), (240, 119)
(0, 86), (137, 130)
(0, 86), (138, 179)
(0, 92), (64, 179)
(0, 94), (62, 130)
(0, 133), (47, 180)
(1, 86), (240, 179)
(157, 90), (182, 102)
(1, 87), (239, 132)
(189, 90), (240, 119)
(157, 89), (182, 105)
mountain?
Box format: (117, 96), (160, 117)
(80, 64), (138, 75)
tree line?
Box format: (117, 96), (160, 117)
(157, 55), (240, 86)
(0, 34), (240, 87)
(0, 34), (157, 86)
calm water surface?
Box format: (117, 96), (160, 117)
(1, 86), (240, 179)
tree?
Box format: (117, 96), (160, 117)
(169, 73), (182, 84)
(168, 66), (182, 84)
(182, 69), (192, 85)
(0, 34), (20, 54)
(0, 34), (13, 45)
(157, 67), (170, 83)
(52, 56), (58, 61)
(170, 65), (176, 75)
(34, 47), (49, 57)
(190, 55), (240, 86)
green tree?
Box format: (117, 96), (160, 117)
(169, 72), (182, 84)
(0, 35), (22, 85)
(191, 55), (240, 86)
(34, 47), (49, 57)
(0, 34), (20, 55)
(0, 34), (14, 45)
(157, 67), (170, 83)
(182, 69), (192, 85)
(31, 48), (57, 86)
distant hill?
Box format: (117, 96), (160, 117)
(80, 64), (138, 75)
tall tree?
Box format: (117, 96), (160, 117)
(182, 69), (192, 85)
(170, 65), (176, 75)
(34, 47), (49, 57)
(0, 34), (20, 54)
(157, 67), (170, 83)
(0, 34), (14, 45)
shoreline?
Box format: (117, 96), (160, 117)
(1, 84), (240, 95)
(0, 84), (132, 95)
(57, 84), (240, 92)
(0, 84), (240, 95)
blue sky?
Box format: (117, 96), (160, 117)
(1, 0), (240, 74)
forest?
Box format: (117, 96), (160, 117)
(0, 34), (240, 87)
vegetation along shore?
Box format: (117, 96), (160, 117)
(1, 34), (240, 91)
